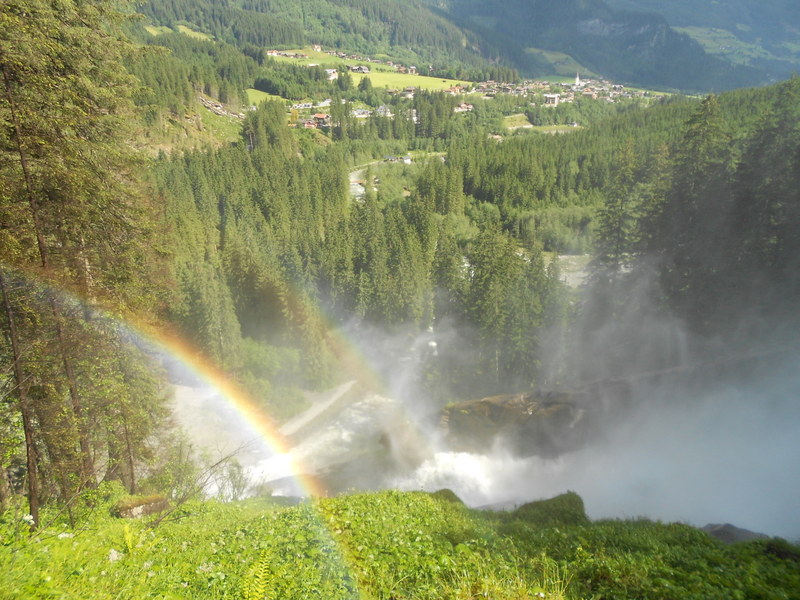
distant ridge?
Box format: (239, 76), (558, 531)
(140, 0), (768, 91)
(425, 0), (766, 91)
(702, 523), (770, 544)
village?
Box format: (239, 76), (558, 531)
(211, 45), (660, 130)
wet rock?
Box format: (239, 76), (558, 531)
(440, 391), (591, 457)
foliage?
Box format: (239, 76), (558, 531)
(0, 0), (171, 525)
(2, 490), (799, 599)
(137, 0), (519, 80)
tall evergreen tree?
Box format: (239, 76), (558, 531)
(1, 0), (166, 520)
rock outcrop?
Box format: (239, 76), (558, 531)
(440, 391), (591, 457)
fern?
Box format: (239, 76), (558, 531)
(242, 550), (271, 600)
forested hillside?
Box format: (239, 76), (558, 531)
(137, 0), (769, 92)
(136, 0), (532, 80)
(2, 1), (800, 590)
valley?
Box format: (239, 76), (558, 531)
(1, 1), (799, 598)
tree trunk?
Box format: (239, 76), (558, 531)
(0, 271), (40, 529)
(0, 464), (11, 511)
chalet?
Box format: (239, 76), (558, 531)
(325, 69), (338, 81)
(313, 113), (330, 126)
(375, 105), (394, 118)
(454, 102), (473, 113)
(409, 66), (417, 75)
(350, 65), (370, 74)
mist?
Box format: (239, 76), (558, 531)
(396, 353), (800, 538)
(168, 267), (800, 541)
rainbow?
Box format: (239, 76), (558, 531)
(129, 320), (328, 496)
(0, 264), (402, 498)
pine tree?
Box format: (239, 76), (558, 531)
(1, 0), (166, 513)
(653, 95), (734, 331)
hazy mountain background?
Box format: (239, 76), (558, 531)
(605, 0), (800, 78)
(139, 0), (793, 91)
(424, 0), (772, 90)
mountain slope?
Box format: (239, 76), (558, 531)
(427, 0), (766, 91)
(137, 0), (538, 78)
(604, 0), (800, 79)
(139, 0), (767, 91)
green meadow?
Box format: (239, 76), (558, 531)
(246, 88), (286, 107)
(264, 47), (469, 90)
(143, 24), (212, 41)
(352, 71), (469, 91)
(503, 113), (533, 129)
(2, 487), (798, 600)
(675, 26), (777, 65)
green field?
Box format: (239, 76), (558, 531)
(176, 24), (212, 41)
(246, 88), (286, 106)
(266, 48), (394, 71)
(144, 24), (213, 41)
(263, 47), (470, 89)
(503, 113), (533, 129)
(143, 25), (172, 36)
(352, 71), (469, 91)
(531, 124), (583, 134)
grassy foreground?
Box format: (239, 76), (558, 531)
(1, 487), (798, 599)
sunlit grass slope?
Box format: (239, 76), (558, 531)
(2, 487), (798, 599)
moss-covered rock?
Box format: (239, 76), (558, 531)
(513, 491), (589, 527)
(440, 391), (590, 457)
(429, 488), (464, 505)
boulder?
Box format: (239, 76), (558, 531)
(440, 391), (591, 457)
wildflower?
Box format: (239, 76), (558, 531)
(108, 548), (122, 562)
